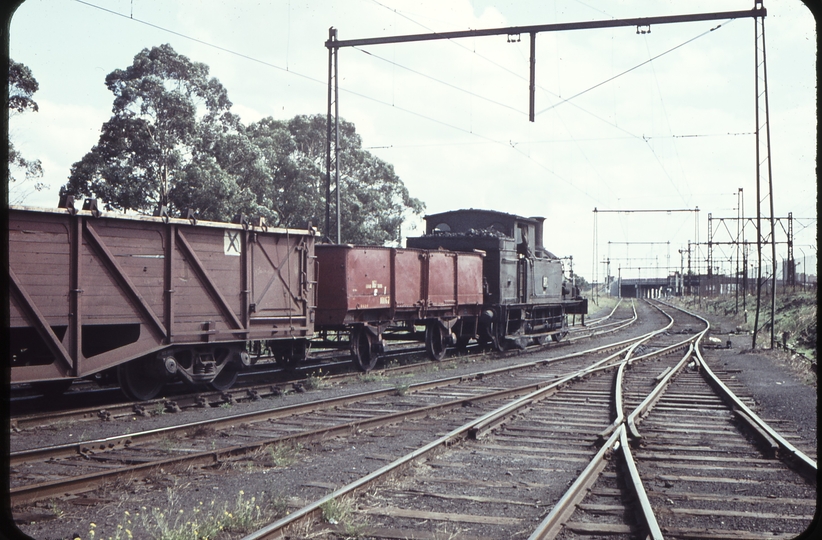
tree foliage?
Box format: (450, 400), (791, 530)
(8, 58), (39, 114)
(61, 44), (250, 219)
(8, 58), (45, 203)
(61, 44), (424, 244)
(246, 114), (424, 245)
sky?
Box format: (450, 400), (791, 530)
(7, 0), (818, 286)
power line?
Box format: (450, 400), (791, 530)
(74, 0), (323, 86)
(535, 20), (731, 116)
(353, 46), (525, 115)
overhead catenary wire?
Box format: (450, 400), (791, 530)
(535, 20), (732, 116)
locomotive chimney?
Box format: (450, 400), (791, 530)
(531, 217), (545, 250)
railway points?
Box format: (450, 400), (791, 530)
(11, 298), (814, 539)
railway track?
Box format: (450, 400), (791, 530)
(9, 301), (630, 433)
(9, 303), (643, 508)
(229, 301), (815, 539)
(18, 299), (806, 540)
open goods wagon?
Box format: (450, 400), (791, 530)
(314, 244), (484, 370)
(8, 205), (316, 400)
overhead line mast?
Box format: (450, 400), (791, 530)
(324, 5), (766, 239)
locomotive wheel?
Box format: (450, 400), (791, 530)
(118, 357), (165, 401)
(488, 318), (507, 352)
(552, 330), (568, 343)
(479, 310), (507, 352)
(209, 363), (239, 391)
(425, 322), (448, 361)
(351, 327), (379, 372)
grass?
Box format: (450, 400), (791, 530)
(266, 441), (303, 467)
(157, 435), (181, 452)
(357, 372), (386, 383)
(320, 495), (368, 537)
(304, 370), (330, 390)
(588, 294), (620, 317)
(85, 490), (288, 540)
(393, 382), (410, 396)
(677, 290), (817, 357)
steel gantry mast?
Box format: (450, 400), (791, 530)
(324, 5), (766, 244)
(752, 0), (776, 349)
(325, 28), (341, 244)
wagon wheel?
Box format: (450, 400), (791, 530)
(351, 327), (379, 372)
(551, 330), (568, 343)
(209, 363), (239, 391)
(425, 322), (449, 362)
(118, 357), (165, 401)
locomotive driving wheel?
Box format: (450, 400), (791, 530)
(425, 322), (449, 361)
(117, 356), (165, 401)
(479, 309), (508, 352)
(350, 326), (379, 372)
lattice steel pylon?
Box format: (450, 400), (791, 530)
(752, 2), (777, 350)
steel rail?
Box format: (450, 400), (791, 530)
(626, 344), (696, 441)
(467, 342), (639, 439)
(568, 300), (637, 340)
(659, 300), (817, 477)
(529, 301), (705, 539)
(10, 304), (619, 431)
(9, 302), (655, 509)
(9, 377), (561, 506)
(239, 304), (684, 539)
(618, 425), (664, 540)
(579, 297), (623, 326)
(527, 426), (624, 540)
(470, 307), (687, 440)
(240, 355), (642, 540)
(11, 330), (648, 467)
(531, 299), (812, 540)
(11, 311), (653, 464)
(623, 301), (707, 442)
(10, 329), (670, 505)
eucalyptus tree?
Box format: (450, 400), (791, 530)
(8, 58), (45, 203)
(61, 44), (252, 220)
(247, 114), (424, 245)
